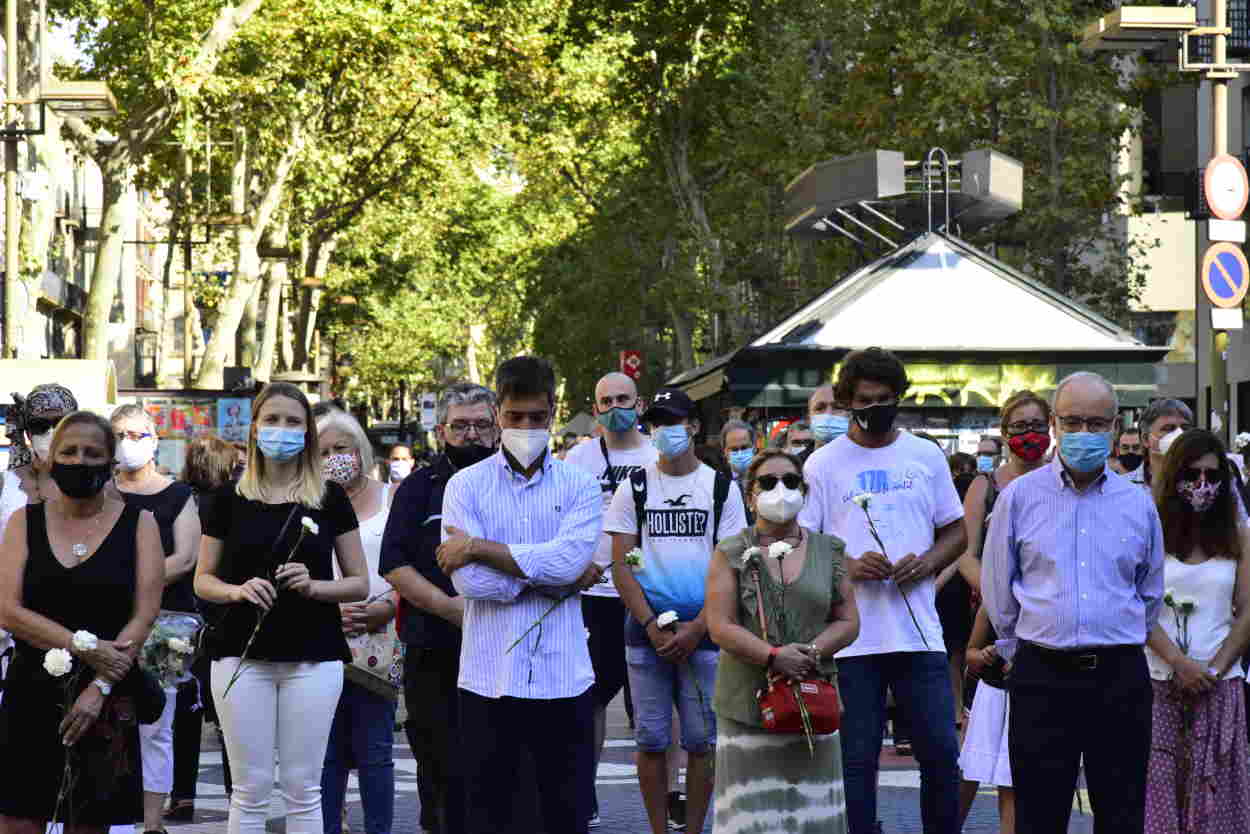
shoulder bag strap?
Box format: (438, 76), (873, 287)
(712, 471), (731, 547)
(630, 467), (648, 541)
(752, 567), (771, 645)
(600, 436), (619, 494)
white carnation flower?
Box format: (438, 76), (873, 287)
(743, 546), (764, 561)
(852, 493), (872, 509)
(656, 610), (679, 630)
(167, 637), (194, 654)
(768, 541), (794, 560)
(624, 547), (644, 572)
(301, 517), (320, 535)
(1164, 588), (1177, 607)
(43, 648), (73, 677)
(71, 630), (98, 652)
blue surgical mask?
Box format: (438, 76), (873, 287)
(597, 407), (637, 434)
(728, 448), (753, 473)
(652, 424), (691, 459)
(977, 455), (995, 473)
(1059, 431), (1111, 474)
(257, 427), (306, 461)
(812, 413), (849, 444)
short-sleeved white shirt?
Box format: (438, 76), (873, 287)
(799, 432), (965, 658)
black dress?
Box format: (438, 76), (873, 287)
(0, 503), (143, 825)
(119, 482), (195, 611)
(199, 481), (358, 663)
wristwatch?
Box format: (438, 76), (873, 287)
(91, 678), (112, 696)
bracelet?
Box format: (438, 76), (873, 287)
(767, 646), (780, 669)
(642, 613), (658, 630)
(809, 642), (821, 659)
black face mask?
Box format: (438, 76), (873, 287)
(445, 443), (495, 470)
(1118, 453), (1144, 473)
(852, 402), (899, 435)
(51, 462), (112, 499)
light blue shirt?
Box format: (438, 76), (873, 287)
(442, 450), (601, 700)
(981, 456), (1165, 660)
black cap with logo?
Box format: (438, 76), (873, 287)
(641, 388), (698, 423)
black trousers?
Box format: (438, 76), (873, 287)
(404, 647), (464, 834)
(459, 688), (595, 834)
(1009, 642), (1152, 834)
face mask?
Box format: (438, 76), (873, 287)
(323, 453), (361, 485)
(728, 448), (753, 474)
(1007, 431), (1050, 463)
(445, 443), (494, 470)
(597, 407), (638, 434)
(256, 427), (306, 462)
(652, 424), (691, 459)
(116, 436), (156, 472)
(1177, 478), (1222, 513)
(29, 431), (52, 461)
(852, 402), (899, 435)
(51, 462), (112, 499)
(389, 459), (414, 481)
(756, 485), (805, 523)
(501, 428), (550, 469)
(1158, 428), (1183, 457)
(786, 445), (809, 458)
(976, 455), (996, 473)
(1118, 452), (1143, 473)
(1059, 431), (1111, 474)
(811, 413), (849, 444)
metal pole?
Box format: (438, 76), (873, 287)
(5, 0), (20, 358)
(1211, 0), (1230, 442)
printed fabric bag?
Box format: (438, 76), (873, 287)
(345, 620), (404, 701)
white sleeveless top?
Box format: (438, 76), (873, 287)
(333, 482), (393, 601)
(1144, 554), (1245, 681)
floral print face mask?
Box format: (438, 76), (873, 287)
(1177, 478), (1221, 513)
(323, 452), (361, 486)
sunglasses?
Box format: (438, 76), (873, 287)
(1179, 466), (1226, 484)
(25, 417), (57, 435)
(757, 473), (803, 491)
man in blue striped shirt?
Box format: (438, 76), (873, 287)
(436, 356), (604, 834)
(982, 371), (1165, 834)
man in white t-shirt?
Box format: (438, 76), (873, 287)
(799, 348), (967, 834)
(606, 387), (746, 834)
(563, 371), (657, 828)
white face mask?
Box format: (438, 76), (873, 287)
(116, 436), (156, 472)
(501, 428), (550, 469)
(29, 431), (52, 461)
(389, 459), (414, 481)
(756, 485), (805, 523)
(1158, 427), (1183, 457)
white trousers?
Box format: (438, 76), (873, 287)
(211, 659), (344, 834)
(138, 684), (179, 792)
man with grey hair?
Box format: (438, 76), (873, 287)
(721, 419), (756, 480)
(982, 371), (1164, 834)
(809, 383), (851, 447)
(381, 381), (499, 834)
(1128, 398), (1194, 489)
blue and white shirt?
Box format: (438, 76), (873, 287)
(443, 450), (601, 700)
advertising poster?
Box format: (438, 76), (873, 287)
(218, 398), (251, 444)
(144, 401), (171, 437)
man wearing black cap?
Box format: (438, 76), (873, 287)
(606, 388), (746, 834)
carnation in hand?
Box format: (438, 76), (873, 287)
(71, 630), (98, 653)
(43, 648), (73, 678)
(301, 517), (320, 535)
(768, 541), (794, 560)
(656, 610), (679, 630)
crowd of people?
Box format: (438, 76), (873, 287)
(0, 346), (1244, 834)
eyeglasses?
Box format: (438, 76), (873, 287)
(1056, 415), (1115, 433)
(116, 431), (153, 443)
(25, 417), (57, 435)
(1179, 466), (1226, 484)
(756, 473), (803, 491)
(1005, 420), (1048, 435)
(446, 420), (495, 436)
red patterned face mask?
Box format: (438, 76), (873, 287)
(323, 452), (361, 485)
(1007, 431), (1050, 462)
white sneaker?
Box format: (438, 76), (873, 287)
(587, 813), (601, 828)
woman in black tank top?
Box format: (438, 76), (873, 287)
(0, 411), (163, 832)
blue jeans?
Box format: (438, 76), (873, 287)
(838, 651), (959, 834)
(625, 645), (717, 753)
(321, 679), (398, 834)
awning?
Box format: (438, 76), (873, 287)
(0, 360), (119, 413)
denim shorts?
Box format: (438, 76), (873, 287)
(625, 644), (718, 753)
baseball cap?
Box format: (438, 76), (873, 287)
(642, 388), (697, 423)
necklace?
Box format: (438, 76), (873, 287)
(57, 501), (106, 562)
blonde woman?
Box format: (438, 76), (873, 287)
(194, 383), (368, 834)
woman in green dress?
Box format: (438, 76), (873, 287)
(706, 449), (860, 834)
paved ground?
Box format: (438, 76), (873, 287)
(149, 693), (1095, 834)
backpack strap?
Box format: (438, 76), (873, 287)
(975, 472), (1000, 562)
(600, 436), (618, 494)
(629, 467), (648, 541)
(712, 470), (732, 547)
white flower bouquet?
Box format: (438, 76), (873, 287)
(140, 611), (205, 687)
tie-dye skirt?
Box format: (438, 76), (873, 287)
(1144, 678), (1249, 834)
(712, 715), (848, 833)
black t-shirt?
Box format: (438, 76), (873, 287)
(199, 480), (359, 663)
(118, 481), (196, 612)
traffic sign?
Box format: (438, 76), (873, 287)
(1204, 154), (1249, 221)
(420, 392), (437, 431)
(1210, 219), (1247, 243)
(1201, 242), (1250, 309)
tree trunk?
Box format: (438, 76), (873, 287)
(237, 272), (262, 366)
(81, 159), (129, 360)
(292, 235), (334, 373)
(255, 215), (289, 382)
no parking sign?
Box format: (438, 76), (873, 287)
(1201, 242), (1250, 309)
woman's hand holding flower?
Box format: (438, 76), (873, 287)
(771, 643), (818, 682)
(275, 562), (315, 598)
(76, 638), (135, 683)
(59, 686), (104, 746)
(1173, 655), (1218, 695)
(235, 576), (277, 611)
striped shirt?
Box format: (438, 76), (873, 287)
(981, 456), (1165, 660)
(443, 449), (601, 700)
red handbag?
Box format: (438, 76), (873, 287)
(752, 568), (842, 735)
